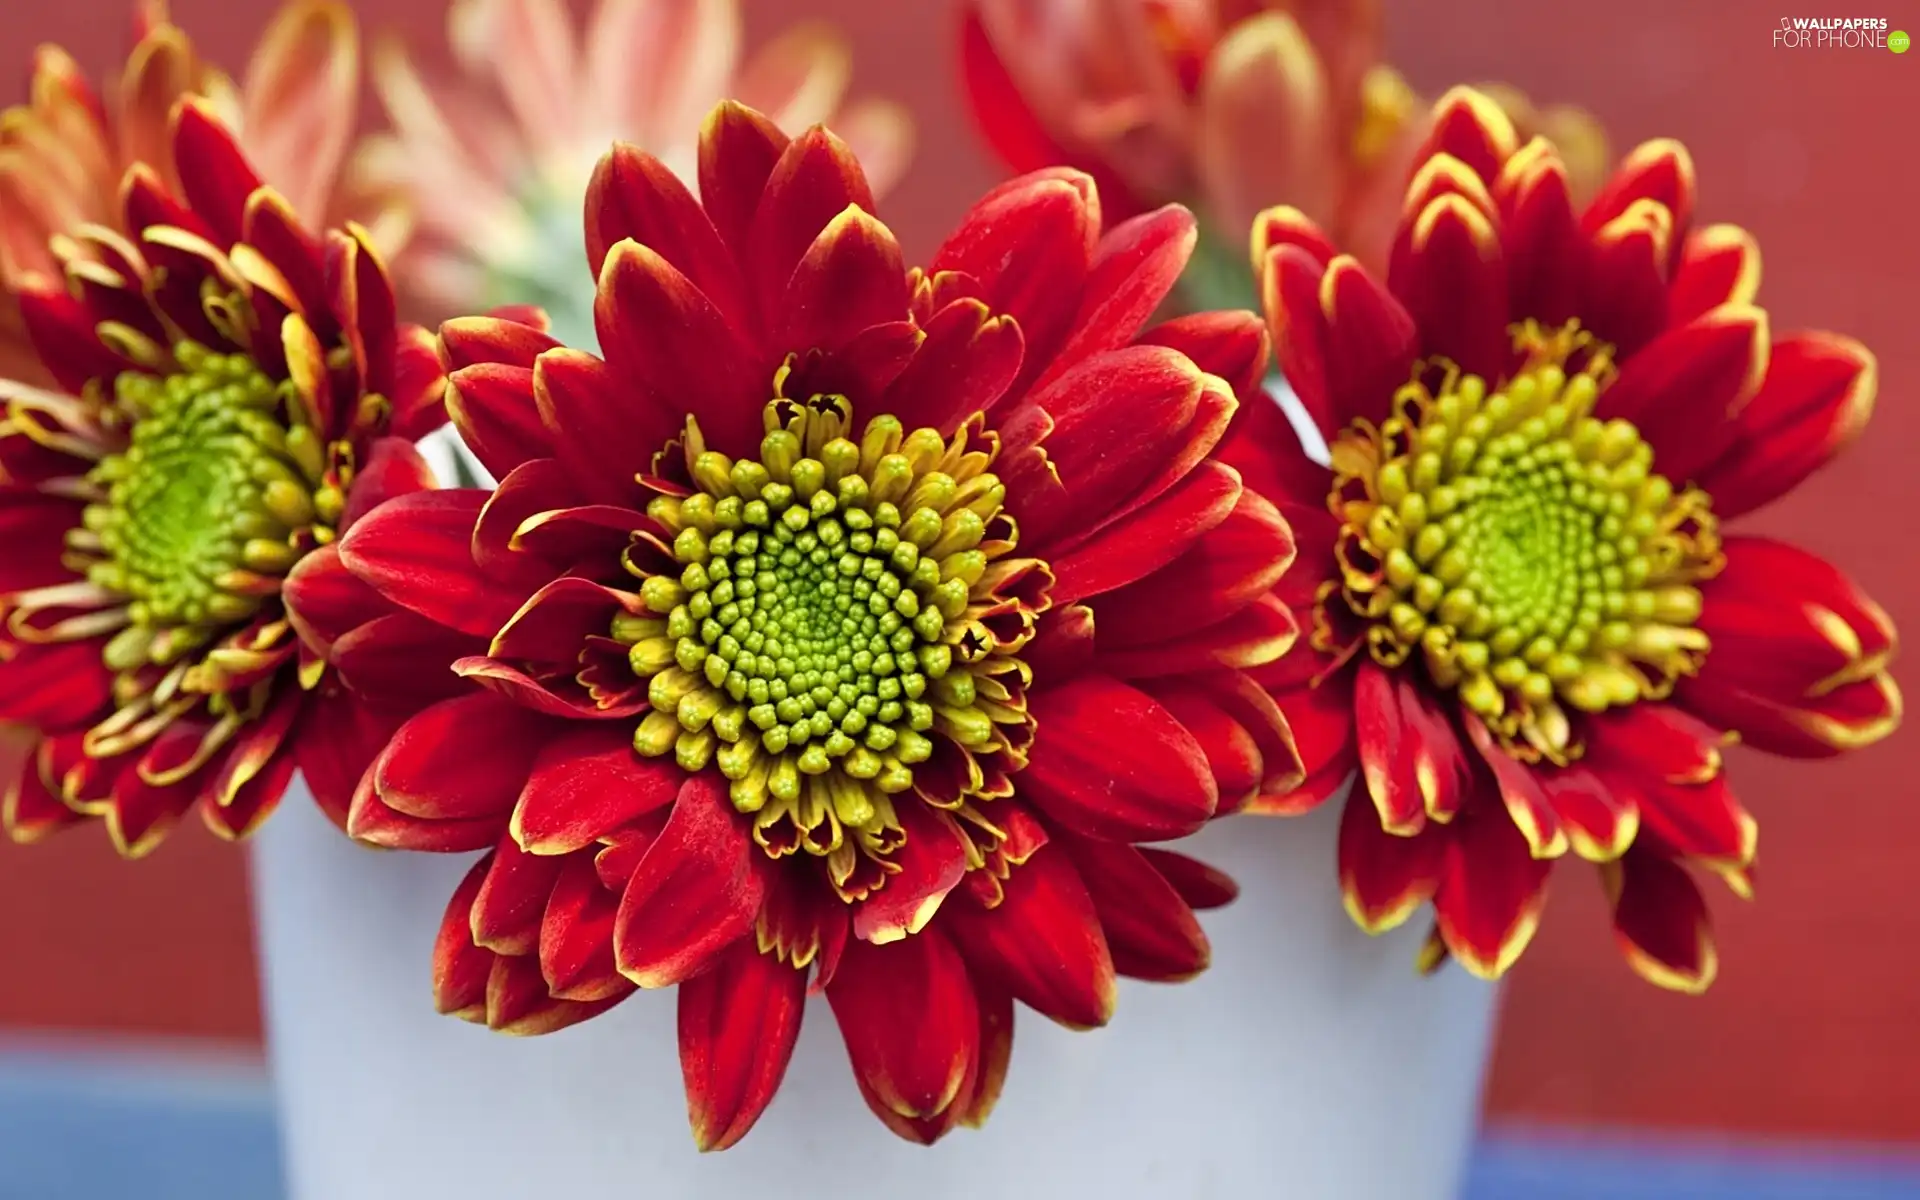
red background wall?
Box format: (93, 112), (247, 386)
(1, 0), (1913, 1143)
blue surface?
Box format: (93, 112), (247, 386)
(0, 1045), (1914, 1199)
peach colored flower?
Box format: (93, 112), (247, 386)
(347, 0), (914, 342)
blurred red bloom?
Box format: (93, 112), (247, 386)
(1222, 87), (1899, 992)
(0, 0), (367, 386)
(0, 101), (447, 855)
(961, 0), (1606, 299)
(313, 100), (1300, 1146)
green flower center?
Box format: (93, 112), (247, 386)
(1324, 321), (1723, 761)
(612, 391), (1045, 900)
(77, 341), (344, 673)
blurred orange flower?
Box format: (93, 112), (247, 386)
(0, 0), (363, 385)
(961, 0), (1606, 305)
(347, 0), (914, 341)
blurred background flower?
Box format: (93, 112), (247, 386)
(344, 0), (914, 346)
(960, 0), (1606, 309)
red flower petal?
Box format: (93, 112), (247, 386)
(1089, 489), (1295, 648)
(1057, 833), (1209, 982)
(3, 736), (81, 844)
(1583, 138), (1696, 267)
(932, 168), (1098, 375)
(1586, 703), (1724, 785)
(169, 98), (263, 247)
(0, 640), (113, 730)
(1593, 304), (1768, 484)
(1244, 668), (1357, 815)
(510, 723), (681, 855)
(1317, 255), (1419, 432)
(1494, 140), (1582, 326)
(1601, 848), (1717, 993)
(1021, 674), (1217, 841)
(678, 939), (807, 1152)
(1139, 847), (1240, 910)
(1049, 460), (1242, 604)
(1139, 309), (1271, 403)
(336, 488), (525, 638)
(1580, 198), (1674, 358)
(1388, 193), (1508, 384)
(446, 362), (552, 482)
(1540, 765), (1641, 862)
(1694, 332), (1876, 520)
(295, 689), (402, 830)
(339, 437), (436, 530)
(746, 126), (876, 326)
(1257, 244), (1337, 441)
(1667, 224), (1761, 327)
(946, 841), (1115, 1028)
(879, 299), (1019, 434)
(372, 692), (546, 823)
(433, 854), (495, 1021)
(1337, 789), (1446, 934)
(538, 851), (627, 1001)
(591, 244), (763, 459)
(1430, 798), (1551, 979)
(613, 773), (764, 988)
(779, 204), (907, 356)
(472, 832), (566, 955)
(1031, 205), (1197, 391)
(1633, 773), (1757, 871)
(330, 612), (483, 705)
(440, 312), (561, 371)
(1410, 87), (1520, 189)
(1464, 715), (1568, 858)
(851, 803), (970, 945)
(485, 950), (629, 1035)
(826, 927), (980, 1143)
(697, 100), (790, 270)
(1251, 205), (1338, 268)
(586, 142), (748, 326)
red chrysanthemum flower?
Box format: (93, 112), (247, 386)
(1222, 87), (1901, 991)
(0, 100), (447, 855)
(308, 100), (1301, 1147)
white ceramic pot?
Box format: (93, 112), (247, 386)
(251, 776), (1497, 1200)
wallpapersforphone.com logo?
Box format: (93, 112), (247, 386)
(1773, 16), (1906, 49)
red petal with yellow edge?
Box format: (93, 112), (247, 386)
(1582, 138), (1697, 269)
(931, 169), (1098, 375)
(1337, 790), (1446, 934)
(1057, 832), (1210, 982)
(826, 927), (981, 1144)
(1091, 490), (1295, 647)
(1021, 674), (1217, 842)
(1388, 194), (1508, 383)
(851, 803), (970, 945)
(1139, 309), (1271, 405)
(447, 362), (551, 481)
(336, 488), (524, 637)
(946, 842), (1116, 1029)
(107, 746), (197, 859)
(470, 831), (565, 956)
(470, 459), (595, 585)
(1592, 304), (1768, 484)
(1409, 87), (1521, 189)
(590, 245), (763, 460)
(879, 299), (1017, 434)
(347, 764), (503, 852)
(168, 98), (263, 248)
(1034, 205), (1198, 391)
(1464, 716), (1568, 859)
(1668, 224), (1762, 327)
(539, 850), (625, 1001)
(779, 205), (907, 355)
(697, 100), (791, 264)
(1139, 847), (1239, 910)
(202, 746), (295, 842)
(374, 691), (549, 821)
(1250, 205), (1338, 269)
(1094, 591), (1297, 679)
(1245, 667), (1357, 815)
(585, 142), (748, 324)
(295, 689), (401, 831)
(958, 978), (1014, 1128)
(1318, 254), (1418, 433)
(1494, 139), (1582, 326)
(206, 684), (303, 808)
(1051, 463), (1239, 604)
(488, 576), (629, 668)
(1539, 765), (1640, 862)
(1259, 244), (1337, 441)
(241, 190), (330, 330)
(1601, 849), (1717, 993)
(1145, 680), (1269, 808)
(1632, 773), (1757, 870)
(485, 952), (629, 1036)
(1354, 662), (1436, 834)
(745, 126), (877, 323)
(14, 278), (132, 393)
(1399, 153), (1500, 231)
(1695, 332), (1876, 520)
(3, 736), (81, 845)
(1681, 672), (1901, 761)
(1579, 199), (1674, 357)
(1585, 703), (1723, 785)
(510, 723), (680, 855)
(1205, 668), (1307, 803)
(613, 773), (764, 989)
(440, 313), (561, 371)
(433, 854), (494, 1021)
(1693, 537), (1895, 707)
(1431, 797), (1551, 979)
(678, 939), (807, 1152)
